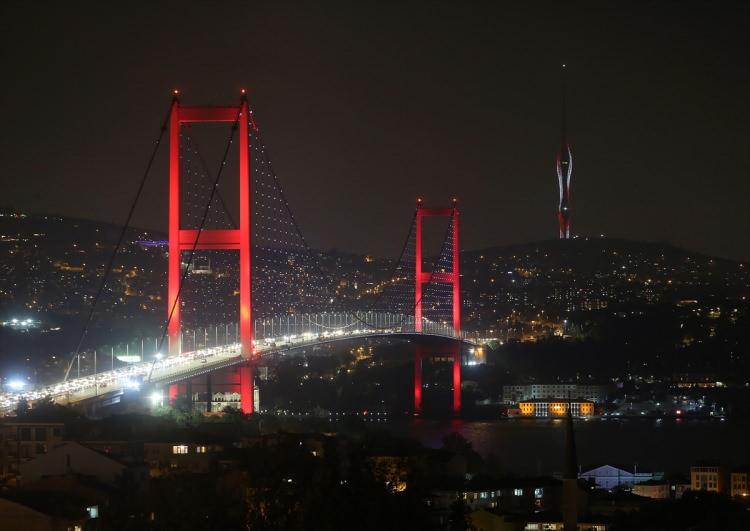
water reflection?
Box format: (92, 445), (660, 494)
(384, 418), (750, 475)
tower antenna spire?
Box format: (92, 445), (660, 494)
(556, 63), (573, 239)
(561, 64), (567, 147)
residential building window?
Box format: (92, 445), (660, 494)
(172, 445), (189, 454)
(196, 446), (207, 454)
(514, 488), (523, 496)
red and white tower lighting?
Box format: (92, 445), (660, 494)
(556, 64), (573, 239)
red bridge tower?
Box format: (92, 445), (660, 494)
(167, 92), (254, 413)
(413, 199), (461, 416)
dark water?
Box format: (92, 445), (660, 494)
(382, 418), (750, 475)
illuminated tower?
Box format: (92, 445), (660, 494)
(556, 64), (573, 239)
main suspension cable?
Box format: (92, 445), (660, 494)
(148, 100), (243, 382)
(252, 119), (454, 331)
(64, 100), (174, 381)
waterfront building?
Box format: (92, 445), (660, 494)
(524, 520), (607, 530)
(503, 384), (606, 405)
(690, 464), (728, 494)
(632, 480), (670, 499)
(517, 399), (594, 418)
(730, 470), (749, 498)
(579, 465), (664, 491)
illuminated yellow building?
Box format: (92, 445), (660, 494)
(730, 471), (749, 498)
(517, 399), (595, 418)
(691, 465), (728, 493)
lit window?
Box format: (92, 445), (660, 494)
(534, 487), (544, 498)
(172, 445), (188, 454)
(196, 446), (207, 454)
(514, 488), (523, 496)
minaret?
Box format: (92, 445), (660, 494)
(556, 64), (573, 239)
(561, 399), (579, 530)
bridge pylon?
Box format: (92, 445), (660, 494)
(167, 92), (254, 362)
(414, 198), (460, 335)
(414, 341), (461, 416)
(167, 91), (254, 413)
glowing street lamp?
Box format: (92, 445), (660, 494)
(7, 379), (26, 391)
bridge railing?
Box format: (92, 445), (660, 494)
(251, 311), (460, 343)
(58, 312), (463, 381)
(0, 312), (470, 414)
(51, 312), (461, 387)
(164, 312), (462, 355)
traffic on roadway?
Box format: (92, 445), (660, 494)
(1, 324), (469, 414)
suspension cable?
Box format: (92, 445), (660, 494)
(147, 101), (243, 382)
(64, 100), (174, 381)
(183, 125), (238, 228)
(253, 120), (454, 331)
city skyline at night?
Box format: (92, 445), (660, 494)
(1, 2), (749, 530)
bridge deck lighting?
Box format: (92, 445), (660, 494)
(149, 391), (162, 406)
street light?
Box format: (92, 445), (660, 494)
(149, 391), (163, 407)
(7, 379), (26, 391)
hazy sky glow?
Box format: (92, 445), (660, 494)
(2, 1), (748, 260)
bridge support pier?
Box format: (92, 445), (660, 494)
(168, 383), (179, 404)
(166, 365), (254, 414)
(414, 342), (461, 416)
(452, 347), (461, 416)
(205, 374), (212, 413)
(240, 365), (254, 414)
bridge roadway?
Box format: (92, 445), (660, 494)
(1, 326), (478, 415)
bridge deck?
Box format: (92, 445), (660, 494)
(1, 329), (479, 413)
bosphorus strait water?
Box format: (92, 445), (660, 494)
(383, 417), (750, 475)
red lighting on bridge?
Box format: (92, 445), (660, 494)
(414, 199), (460, 334)
(167, 93), (254, 413)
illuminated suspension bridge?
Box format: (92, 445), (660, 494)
(1, 91), (479, 416)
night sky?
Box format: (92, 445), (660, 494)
(2, 1), (748, 260)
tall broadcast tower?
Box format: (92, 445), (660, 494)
(556, 64), (573, 239)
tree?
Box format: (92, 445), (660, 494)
(15, 398), (29, 416)
(449, 499), (473, 531)
(170, 396), (201, 426)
